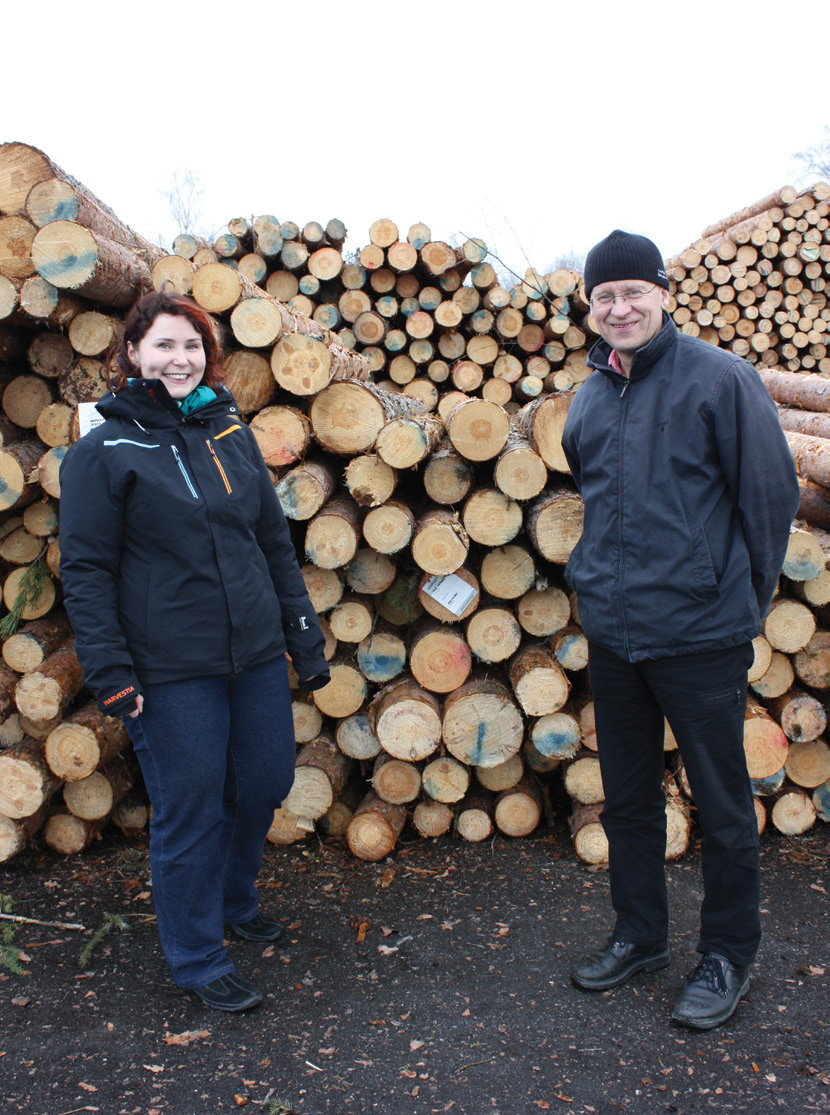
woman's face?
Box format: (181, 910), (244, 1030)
(127, 313), (206, 399)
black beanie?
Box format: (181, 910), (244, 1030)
(583, 230), (669, 300)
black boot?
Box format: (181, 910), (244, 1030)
(671, 953), (749, 1030)
(190, 972), (263, 1012)
(572, 939), (670, 991)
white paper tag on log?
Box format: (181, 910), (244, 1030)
(77, 402), (105, 438)
(421, 573), (477, 616)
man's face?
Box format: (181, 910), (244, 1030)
(590, 280), (669, 366)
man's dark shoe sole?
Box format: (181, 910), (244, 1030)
(189, 973), (263, 1012)
(572, 944), (671, 991)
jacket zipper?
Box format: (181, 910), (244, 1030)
(207, 440), (232, 494)
(171, 446), (199, 499)
(618, 384), (631, 658)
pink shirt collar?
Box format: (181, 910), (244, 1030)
(608, 349), (627, 377)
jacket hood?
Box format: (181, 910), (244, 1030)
(587, 311), (678, 382)
(96, 379), (240, 426)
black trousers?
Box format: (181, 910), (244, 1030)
(587, 640), (760, 967)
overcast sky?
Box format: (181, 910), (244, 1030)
(5, 1), (828, 283)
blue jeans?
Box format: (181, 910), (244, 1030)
(588, 641), (760, 967)
(124, 656), (296, 988)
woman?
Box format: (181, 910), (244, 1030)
(59, 288), (330, 1012)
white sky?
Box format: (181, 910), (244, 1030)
(5, 0), (827, 283)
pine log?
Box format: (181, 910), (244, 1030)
(767, 688), (826, 743)
(15, 641), (84, 722)
(43, 703), (129, 781)
(249, 405), (311, 467)
(479, 543), (536, 600)
(525, 483), (584, 564)
(276, 458), (337, 521)
(770, 789), (817, 835)
(462, 488), (522, 546)
(412, 795), (454, 838)
(345, 548), (396, 595)
(23, 500), (59, 539)
(311, 658), (367, 719)
(2, 611), (72, 674)
(748, 634), (774, 683)
(59, 357), (107, 406)
(422, 440), (473, 505)
(743, 701), (789, 779)
(300, 564), (344, 613)
(111, 794), (150, 839)
(530, 710), (582, 762)
(356, 628), (406, 685)
(346, 792), (407, 861)
(409, 622), (472, 694)
(375, 412), (444, 469)
(31, 221), (151, 307)
(0, 808), (45, 863)
(782, 527), (827, 582)
(793, 630), (830, 689)
(328, 595), (374, 644)
(4, 378), (53, 430)
(750, 650), (795, 699)
(305, 498), (362, 569)
(0, 524), (42, 565)
(411, 508), (469, 576)
(369, 677), (442, 762)
(465, 606), (522, 663)
(508, 645), (571, 717)
(493, 427), (548, 502)
(494, 776), (543, 837)
(62, 753), (133, 820)
(372, 753), (422, 805)
(43, 812), (105, 854)
(444, 397), (510, 462)
(516, 586), (571, 637)
(442, 674), (524, 768)
(292, 692), (324, 743)
(151, 253), (195, 294)
(571, 802), (609, 866)
(283, 734), (352, 826)
(553, 624), (590, 672)
(362, 501), (416, 555)
(455, 790), (495, 842)
(335, 710), (381, 760)
(0, 736), (63, 818)
(421, 755), (469, 803)
(784, 738), (830, 789)
(564, 753), (605, 805)
(318, 779), (363, 839)
(344, 453), (397, 507)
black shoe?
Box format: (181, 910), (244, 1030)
(190, 972), (263, 1012)
(229, 914), (283, 942)
(671, 953), (749, 1030)
(572, 939), (671, 991)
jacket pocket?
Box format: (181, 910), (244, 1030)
(690, 526), (719, 603)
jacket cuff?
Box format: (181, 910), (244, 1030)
(97, 680), (143, 717)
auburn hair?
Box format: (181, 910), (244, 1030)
(109, 287), (224, 392)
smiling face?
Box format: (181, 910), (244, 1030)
(591, 281), (670, 373)
(127, 313), (206, 399)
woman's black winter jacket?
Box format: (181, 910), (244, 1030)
(59, 379), (330, 716)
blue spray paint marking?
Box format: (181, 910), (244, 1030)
(783, 558), (821, 580)
(469, 721), (487, 767)
(358, 653), (404, 683)
(36, 250), (97, 283)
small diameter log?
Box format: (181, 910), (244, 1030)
(311, 658), (367, 719)
(372, 754), (422, 805)
(346, 792), (407, 861)
(782, 526), (827, 582)
(363, 501), (416, 555)
(421, 755), (469, 803)
(151, 253), (195, 294)
(570, 803), (608, 866)
(442, 674), (524, 768)
(768, 689), (827, 743)
(43, 812), (105, 854)
(0, 525), (42, 565)
(329, 595), (374, 643)
(475, 754), (524, 793)
(763, 598), (816, 653)
(375, 412), (444, 469)
(784, 431), (830, 489)
(494, 777), (543, 837)
(530, 710), (582, 763)
(318, 779), (364, 839)
(553, 624), (590, 672)
(794, 631), (830, 689)
(28, 332), (73, 379)
(0, 439), (46, 510)
(111, 794), (149, 839)
(2, 610), (72, 673)
(18, 712), (62, 740)
(462, 488), (523, 547)
(517, 586), (571, 637)
(292, 692), (323, 743)
(305, 498), (362, 569)
(67, 311), (118, 356)
(0, 216), (36, 279)
(44, 704), (129, 781)
(283, 734), (352, 828)
(751, 767), (786, 799)
(14, 642), (84, 722)
(445, 397), (510, 462)
(369, 677), (442, 761)
(493, 428), (548, 502)
(31, 221), (151, 307)
(23, 501), (59, 539)
(36, 402), (73, 447)
(248, 405), (311, 467)
(412, 795), (454, 838)
(0, 661), (19, 721)
(221, 350), (276, 415)
(479, 543), (536, 600)
(0, 808), (45, 863)
(344, 453), (397, 508)
(357, 628), (406, 685)
(409, 622), (472, 694)
(455, 791), (495, 842)
(300, 564), (344, 613)
(0, 737), (63, 818)
(508, 645), (570, 717)
(564, 754), (605, 805)
(346, 548), (396, 595)
(748, 634), (774, 683)
(335, 711), (381, 760)
(525, 483), (584, 565)
(784, 738), (830, 789)
(465, 606), (521, 663)
(59, 357), (107, 406)
(267, 804), (308, 845)
(62, 754), (133, 820)
(411, 508), (469, 576)
(770, 789), (817, 835)
(310, 381), (423, 456)
(422, 439), (473, 505)
(515, 393), (574, 473)
(750, 650), (795, 698)
(270, 334), (335, 394)
(276, 458), (337, 521)
(743, 702), (789, 779)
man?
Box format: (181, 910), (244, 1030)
(562, 229), (799, 1030)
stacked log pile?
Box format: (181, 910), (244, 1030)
(0, 141), (828, 869)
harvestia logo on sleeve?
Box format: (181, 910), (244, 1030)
(78, 402), (105, 438)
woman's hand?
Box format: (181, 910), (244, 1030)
(128, 694), (145, 719)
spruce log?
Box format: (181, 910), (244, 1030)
(494, 776), (542, 837)
(479, 543), (536, 600)
(346, 792), (407, 861)
(31, 221), (151, 307)
(570, 802), (608, 866)
(412, 795), (454, 838)
(442, 674), (523, 768)
(111, 794), (150, 839)
(346, 548), (396, 595)
(2, 611), (72, 674)
(743, 702), (789, 779)
(0, 808), (45, 863)
(465, 606), (522, 663)
(409, 622), (472, 694)
(221, 350), (276, 415)
(310, 380), (424, 456)
(276, 458), (337, 521)
(0, 736), (63, 818)
(328, 595), (374, 644)
(311, 658), (366, 719)
(411, 508), (469, 576)
(292, 692), (324, 743)
(564, 754), (605, 805)
(422, 440), (473, 505)
(249, 405), (311, 467)
(462, 488), (522, 546)
(4, 378), (53, 430)
(516, 586), (571, 637)
(357, 628), (407, 684)
(445, 397), (510, 462)
(475, 754), (524, 792)
(493, 427), (548, 501)
(43, 812), (104, 854)
(455, 791), (495, 842)
(375, 412), (444, 469)
(770, 789), (817, 835)
(3, 564), (56, 621)
(768, 688), (826, 743)
(418, 567), (480, 624)
(515, 393), (574, 473)
(305, 498), (362, 569)
(794, 630), (830, 689)
(0, 216), (36, 280)
(421, 755), (469, 803)
(530, 710), (582, 762)
(15, 641), (84, 722)
(750, 650), (795, 699)
(44, 703), (129, 781)
(335, 710), (381, 760)
(368, 677), (441, 762)
(62, 753), (133, 820)
(525, 483), (584, 564)
(372, 753), (422, 805)
(782, 527), (827, 582)
(784, 738), (830, 789)
(344, 453), (397, 507)
(283, 734), (352, 826)
(778, 406), (830, 440)
(508, 645), (571, 717)
(784, 431), (830, 488)
(362, 501), (416, 555)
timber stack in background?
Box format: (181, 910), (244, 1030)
(0, 142), (828, 871)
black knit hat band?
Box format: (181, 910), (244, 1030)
(583, 230), (669, 300)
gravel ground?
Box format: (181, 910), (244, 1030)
(0, 822), (827, 1115)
